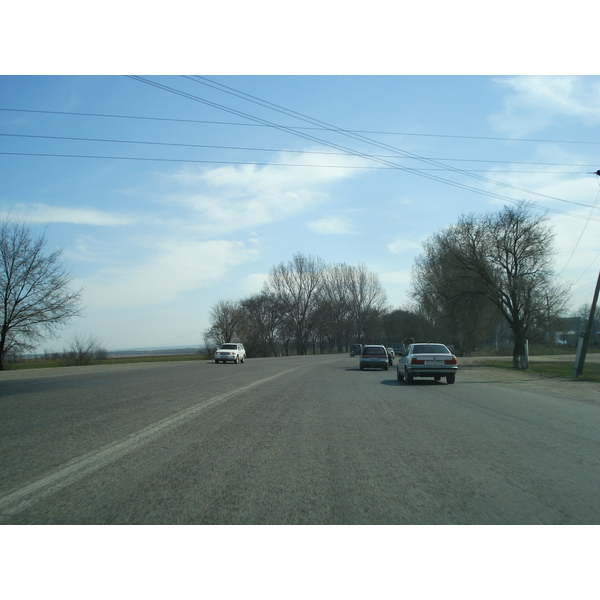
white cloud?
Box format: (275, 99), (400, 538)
(68, 234), (123, 264)
(306, 214), (355, 235)
(5, 203), (137, 226)
(167, 149), (365, 234)
(79, 239), (259, 310)
(491, 76), (600, 135)
(386, 238), (422, 255)
(239, 272), (269, 295)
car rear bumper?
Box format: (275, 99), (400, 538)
(360, 359), (388, 369)
(405, 366), (457, 377)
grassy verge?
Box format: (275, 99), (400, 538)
(100, 355), (206, 365)
(5, 354), (207, 370)
(477, 359), (600, 382)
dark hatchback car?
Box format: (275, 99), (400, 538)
(359, 345), (389, 371)
(350, 344), (362, 357)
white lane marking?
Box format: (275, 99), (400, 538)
(0, 368), (300, 518)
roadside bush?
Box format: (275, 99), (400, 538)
(62, 335), (107, 366)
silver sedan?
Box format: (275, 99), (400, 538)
(397, 343), (457, 384)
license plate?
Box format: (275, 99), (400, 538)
(425, 361), (444, 365)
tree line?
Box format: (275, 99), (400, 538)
(0, 204), (584, 370)
(207, 205), (576, 367)
(204, 253), (444, 358)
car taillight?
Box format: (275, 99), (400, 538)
(411, 358), (424, 364)
(445, 358), (457, 365)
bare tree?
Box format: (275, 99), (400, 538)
(411, 204), (570, 368)
(240, 292), (282, 357)
(266, 253), (325, 355)
(412, 239), (500, 354)
(345, 263), (388, 344)
(319, 263), (353, 351)
(206, 259), (391, 357)
(208, 299), (243, 345)
(0, 220), (82, 370)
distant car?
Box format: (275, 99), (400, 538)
(397, 342), (457, 384)
(359, 345), (389, 371)
(386, 348), (395, 365)
(392, 343), (405, 357)
(214, 342), (246, 364)
(350, 344), (362, 357)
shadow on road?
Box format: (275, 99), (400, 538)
(345, 368), (392, 372)
(380, 379), (448, 386)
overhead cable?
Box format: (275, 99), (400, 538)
(127, 76), (599, 218)
(2, 106), (600, 145)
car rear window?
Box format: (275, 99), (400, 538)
(221, 344), (238, 349)
(411, 344), (450, 354)
(363, 347), (386, 355)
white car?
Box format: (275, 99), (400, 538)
(386, 347), (395, 365)
(214, 343), (246, 364)
(397, 342), (457, 384)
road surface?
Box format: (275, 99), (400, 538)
(1, 354), (599, 524)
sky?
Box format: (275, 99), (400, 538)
(1, 74), (599, 351)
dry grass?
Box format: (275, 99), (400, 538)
(477, 359), (600, 382)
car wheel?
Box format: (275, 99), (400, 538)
(446, 374), (456, 384)
(215, 360), (220, 364)
(397, 369), (404, 381)
(405, 369), (413, 385)
(360, 365), (364, 371)
(384, 364), (389, 371)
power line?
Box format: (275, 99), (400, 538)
(0, 151), (392, 169)
(0, 150), (596, 177)
(1, 132), (597, 172)
(2, 105), (600, 146)
(560, 187), (600, 273)
(126, 76), (600, 219)
(4, 80), (600, 220)
(186, 75), (597, 212)
(180, 76), (599, 211)
(3, 78), (598, 220)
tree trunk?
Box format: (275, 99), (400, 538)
(0, 328), (7, 371)
(512, 334), (529, 370)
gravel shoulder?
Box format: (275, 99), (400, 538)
(458, 355), (600, 404)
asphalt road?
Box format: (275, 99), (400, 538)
(1, 354), (599, 524)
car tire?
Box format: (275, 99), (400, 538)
(446, 374), (456, 384)
(397, 369), (404, 382)
(384, 365), (389, 371)
(360, 364), (364, 371)
(405, 369), (414, 385)
(215, 360), (220, 364)
(235, 355), (239, 363)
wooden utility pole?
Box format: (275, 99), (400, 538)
(572, 270), (600, 378)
